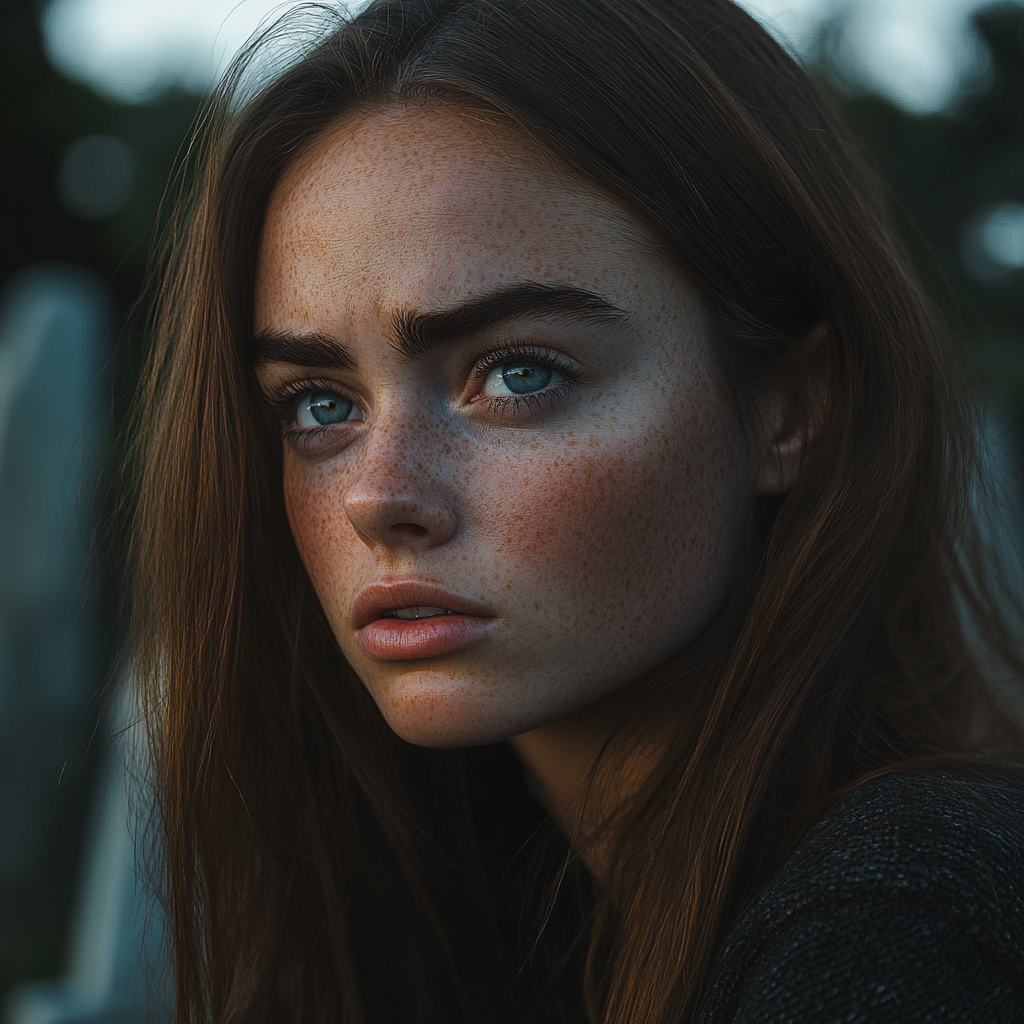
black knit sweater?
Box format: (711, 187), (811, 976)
(694, 770), (1024, 1024)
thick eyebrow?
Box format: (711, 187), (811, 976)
(392, 282), (627, 359)
(253, 283), (627, 371)
(253, 331), (356, 372)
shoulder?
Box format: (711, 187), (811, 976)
(762, 770), (1024, 936)
(696, 769), (1024, 1024)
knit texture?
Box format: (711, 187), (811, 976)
(694, 770), (1024, 1024)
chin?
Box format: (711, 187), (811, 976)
(372, 671), (531, 748)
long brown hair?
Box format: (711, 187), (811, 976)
(125, 1), (1024, 1020)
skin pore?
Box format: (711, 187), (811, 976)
(254, 102), (797, 835)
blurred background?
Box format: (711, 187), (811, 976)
(0, 0), (1021, 1019)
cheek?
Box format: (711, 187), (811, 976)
(479, 401), (745, 650)
(280, 387), (749, 675)
(283, 456), (363, 604)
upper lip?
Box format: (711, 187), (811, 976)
(352, 578), (495, 629)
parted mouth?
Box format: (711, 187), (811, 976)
(352, 579), (495, 629)
(380, 606), (457, 621)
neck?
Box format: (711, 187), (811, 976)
(509, 684), (661, 875)
(508, 565), (757, 872)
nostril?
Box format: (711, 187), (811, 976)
(390, 522), (428, 538)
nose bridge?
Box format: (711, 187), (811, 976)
(343, 399), (457, 549)
(357, 403), (423, 486)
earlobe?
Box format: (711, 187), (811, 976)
(754, 322), (827, 495)
(756, 423), (807, 494)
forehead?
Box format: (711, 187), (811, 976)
(255, 101), (664, 332)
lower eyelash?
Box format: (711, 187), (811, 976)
(281, 423), (335, 449)
(484, 381), (574, 421)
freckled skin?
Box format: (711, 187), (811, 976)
(255, 103), (762, 748)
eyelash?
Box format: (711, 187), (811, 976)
(261, 343), (577, 440)
(467, 342), (577, 417)
(260, 376), (356, 446)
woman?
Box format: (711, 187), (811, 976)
(126, 0), (1024, 1020)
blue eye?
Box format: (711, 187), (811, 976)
(296, 391), (363, 427)
(483, 362), (560, 397)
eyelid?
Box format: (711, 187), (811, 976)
(258, 376), (364, 424)
(467, 341), (579, 383)
(462, 341), (581, 422)
(258, 344), (579, 428)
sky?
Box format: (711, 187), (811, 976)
(41, 0), (997, 113)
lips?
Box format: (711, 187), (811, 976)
(353, 579), (496, 660)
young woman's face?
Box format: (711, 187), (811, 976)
(255, 103), (762, 747)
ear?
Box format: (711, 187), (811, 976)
(755, 322), (827, 495)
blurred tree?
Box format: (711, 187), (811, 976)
(0, 0), (200, 310)
(0, 0), (201, 1005)
(0, 0), (108, 1000)
(829, 2), (1024, 420)
(1, 0), (111, 286)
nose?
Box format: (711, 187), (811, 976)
(342, 414), (458, 552)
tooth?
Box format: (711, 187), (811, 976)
(395, 606), (449, 620)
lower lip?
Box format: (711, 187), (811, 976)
(357, 615), (495, 660)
